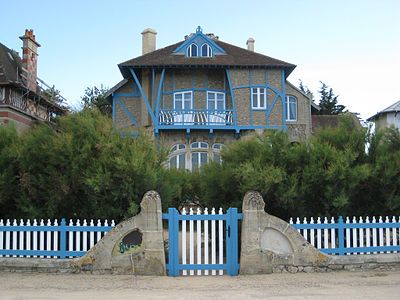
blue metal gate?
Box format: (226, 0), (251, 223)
(163, 207), (242, 276)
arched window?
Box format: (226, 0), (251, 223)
(187, 43), (198, 57)
(169, 144), (186, 170)
(212, 143), (224, 163)
(191, 142), (208, 170)
(285, 95), (297, 121)
(201, 43), (212, 57)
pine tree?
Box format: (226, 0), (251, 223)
(317, 82), (346, 115)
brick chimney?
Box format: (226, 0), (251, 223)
(20, 29), (41, 92)
(141, 28), (157, 55)
(246, 37), (255, 52)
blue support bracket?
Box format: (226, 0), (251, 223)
(129, 68), (156, 124)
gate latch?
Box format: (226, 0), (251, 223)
(227, 225), (231, 238)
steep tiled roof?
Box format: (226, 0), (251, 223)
(367, 100), (400, 121)
(0, 42), (25, 85)
(118, 39), (296, 77)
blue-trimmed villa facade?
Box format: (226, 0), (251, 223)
(107, 27), (313, 171)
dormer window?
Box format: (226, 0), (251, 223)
(187, 43), (198, 57)
(201, 43), (212, 57)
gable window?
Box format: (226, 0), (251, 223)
(201, 43), (212, 57)
(169, 144), (186, 170)
(285, 95), (297, 121)
(191, 142), (208, 171)
(187, 43), (198, 57)
(252, 88), (266, 110)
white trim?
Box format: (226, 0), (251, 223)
(187, 43), (198, 57)
(206, 91), (225, 110)
(201, 43), (212, 57)
(251, 87), (266, 110)
(169, 144), (187, 170)
(285, 95), (297, 121)
(173, 91), (193, 110)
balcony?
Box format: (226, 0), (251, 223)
(158, 109), (234, 127)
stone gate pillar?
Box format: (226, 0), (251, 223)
(240, 191), (328, 274)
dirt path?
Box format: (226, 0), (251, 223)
(0, 270), (399, 299)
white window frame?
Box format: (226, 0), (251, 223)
(190, 142), (209, 171)
(251, 87), (266, 110)
(201, 43), (212, 57)
(187, 43), (198, 57)
(169, 144), (187, 170)
(285, 95), (297, 121)
(207, 92), (225, 110)
(0, 87), (5, 102)
(173, 91), (193, 110)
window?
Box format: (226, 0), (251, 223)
(191, 142), (208, 171)
(207, 92), (225, 110)
(252, 88), (266, 110)
(201, 43), (212, 57)
(0, 87), (5, 102)
(169, 144), (186, 170)
(285, 95), (297, 121)
(174, 91), (192, 110)
(187, 43), (198, 57)
(212, 143), (224, 163)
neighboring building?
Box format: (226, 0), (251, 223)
(0, 29), (67, 132)
(367, 100), (400, 131)
(107, 27), (313, 171)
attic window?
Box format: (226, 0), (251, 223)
(201, 43), (212, 57)
(187, 43), (198, 57)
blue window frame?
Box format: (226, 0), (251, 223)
(285, 95), (297, 121)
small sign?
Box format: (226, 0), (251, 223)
(118, 229), (143, 254)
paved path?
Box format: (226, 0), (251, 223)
(1, 270), (399, 299)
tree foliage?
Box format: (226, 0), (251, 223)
(81, 85), (111, 117)
(316, 82), (346, 115)
(1, 114), (400, 221)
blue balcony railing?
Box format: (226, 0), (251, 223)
(158, 109), (234, 126)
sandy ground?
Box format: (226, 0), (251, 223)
(0, 271), (399, 300)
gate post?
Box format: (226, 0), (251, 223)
(226, 208), (240, 276)
(167, 208), (180, 276)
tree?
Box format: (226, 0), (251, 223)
(81, 85), (111, 117)
(316, 82), (346, 115)
(298, 80), (314, 100)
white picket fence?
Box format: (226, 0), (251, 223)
(181, 207), (224, 276)
(0, 219), (115, 258)
(290, 216), (400, 255)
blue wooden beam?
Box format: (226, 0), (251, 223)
(225, 69), (238, 128)
(129, 68), (156, 124)
(114, 95), (137, 126)
(155, 68), (165, 132)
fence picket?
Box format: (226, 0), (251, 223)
(96, 220), (102, 242)
(68, 219), (74, 258)
(330, 217), (336, 249)
(303, 217), (308, 242)
(189, 208), (194, 276)
(82, 219), (88, 252)
(310, 217), (315, 247)
(372, 217), (377, 254)
(365, 216), (371, 254)
(12, 219), (17, 257)
(393, 216), (398, 253)
(385, 216), (390, 254)
(317, 217), (322, 249)
(359, 217), (364, 254)
(53, 219), (58, 258)
(196, 208), (202, 276)
(5, 220), (10, 258)
(0, 220), (3, 258)
(352, 217), (357, 255)
(32, 219), (37, 258)
(345, 217), (351, 255)
(19, 219), (24, 258)
(204, 208), (209, 276)
(211, 208), (216, 276)
(181, 208), (187, 276)
(323, 217), (328, 249)
(89, 220), (95, 249)
(218, 208), (224, 276)
(39, 219), (45, 258)
(46, 219), (52, 258)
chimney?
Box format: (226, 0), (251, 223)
(141, 28), (157, 55)
(20, 29), (41, 92)
(246, 37), (255, 52)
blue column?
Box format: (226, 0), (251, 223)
(226, 208), (239, 276)
(338, 216), (345, 255)
(168, 208), (180, 276)
(59, 218), (66, 259)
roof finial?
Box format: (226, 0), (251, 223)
(196, 26), (202, 33)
